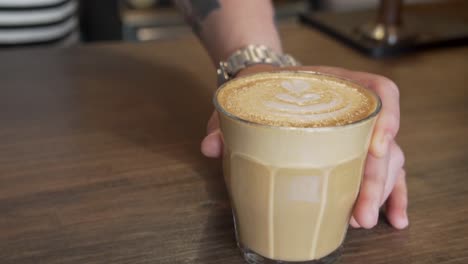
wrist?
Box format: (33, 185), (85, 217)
(198, 1), (282, 64)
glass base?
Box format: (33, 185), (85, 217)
(239, 245), (342, 264)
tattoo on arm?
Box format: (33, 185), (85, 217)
(175, 0), (221, 34)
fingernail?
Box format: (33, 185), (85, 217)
(403, 210), (409, 225)
(374, 133), (392, 158)
(372, 202), (380, 223)
(362, 211), (377, 229)
(362, 205), (379, 228)
(401, 216), (409, 227)
(396, 214), (409, 229)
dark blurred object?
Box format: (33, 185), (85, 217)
(308, 0), (325, 11)
(80, 0), (123, 41)
(124, 0), (171, 9)
(122, 0), (309, 42)
(300, 0), (468, 58)
(120, 0), (187, 42)
(357, 0), (408, 45)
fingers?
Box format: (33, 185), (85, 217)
(207, 111), (220, 134)
(303, 66), (404, 230)
(201, 111), (223, 158)
(352, 140), (406, 229)
(276, 66), (405, 230)
(384, 140), (408, 229)
(366, 77), (400, 158)
(201, 129), (223, 158)
(386, 169), (409, 229)
(353, 152), (389, 229)
(382, 141), (405, 205)
(295, 66), (401, 158)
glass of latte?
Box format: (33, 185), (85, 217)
(214, 71), (381, 264)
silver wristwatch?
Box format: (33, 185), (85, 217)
(216, 45), (301, 85)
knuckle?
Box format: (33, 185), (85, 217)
(370, 76), (400, 98)
(386, 79), (400, 98)
(385, 112), (401, 136)
(392, 142), (405, 169)
(381, 76), (400, 97)
(359, 191), (379, 205)
(363, 172), (386, 191)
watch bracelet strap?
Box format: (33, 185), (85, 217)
(221, 45), (301, 76)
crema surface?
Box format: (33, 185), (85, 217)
(217, 72), (379, 128)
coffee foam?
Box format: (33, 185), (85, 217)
(216, 72), (379, 128)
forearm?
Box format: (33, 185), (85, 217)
(175, 0), (282, 64)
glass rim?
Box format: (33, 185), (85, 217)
(213, 70), (382, 131)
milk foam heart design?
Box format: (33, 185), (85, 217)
(281, 80), (310, 95)
(269, 78), (345, 115)
(276, 93), (320, 105)
(277, 79), (322, 105)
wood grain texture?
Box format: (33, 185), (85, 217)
(1, 8), (468, 264)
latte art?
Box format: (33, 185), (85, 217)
(216, 72), (379, 128)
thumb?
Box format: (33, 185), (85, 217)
(207, 111), (220, 134)
(201, 129), (223, 158)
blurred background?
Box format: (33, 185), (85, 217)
(1, 0), (462, 57)
(81, 0), (442, 42)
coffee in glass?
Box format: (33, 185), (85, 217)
(215, 71), (381, 263)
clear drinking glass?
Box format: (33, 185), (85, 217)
(214, 71), (381, 264)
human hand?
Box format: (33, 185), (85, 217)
(201, 65), (408, 230)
